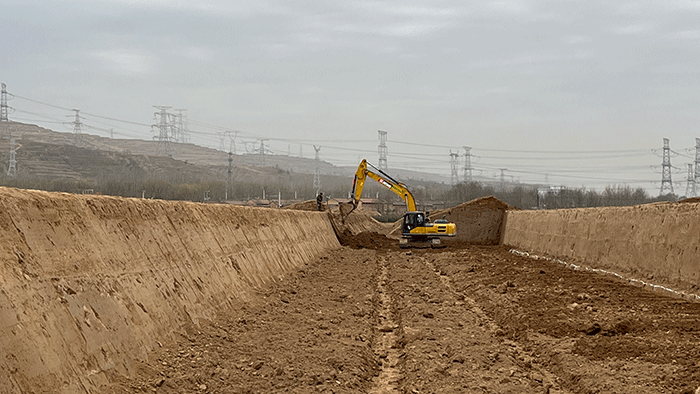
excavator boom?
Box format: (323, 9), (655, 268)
(349, 159), (416, 213)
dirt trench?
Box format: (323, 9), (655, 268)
(105, 232), (700, 394)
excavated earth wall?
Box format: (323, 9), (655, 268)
(0, 187), (339, 394)
(502, 201), (700, 292)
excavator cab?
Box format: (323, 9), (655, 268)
(402, 212), (425, 234)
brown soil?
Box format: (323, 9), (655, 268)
(105, 232), (700, 394)
(336, 230), (400, 250)
(284, 199), (321, 211)
(388, 196), (514, 245)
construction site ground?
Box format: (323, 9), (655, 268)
(106, 232), (700, 394)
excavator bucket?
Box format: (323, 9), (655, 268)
(339, 201), (357, 223)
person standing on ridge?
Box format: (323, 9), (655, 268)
(316, 192), (324, 211)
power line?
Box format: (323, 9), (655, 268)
(388, 139), (648, 154)
(80, 111), (151, 127)
(12, 93), (72, 112)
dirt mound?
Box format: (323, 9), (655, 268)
(440, 196), (514, 245)
(324, 203), (393, 238)
(284, 199), (320, 211)
(337, 230), (400, 250)
(434, 195), (515, 217)
(389, 196), (514, 245)
(678, 196), (700, 204)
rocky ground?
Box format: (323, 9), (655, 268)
(105, 232), (700, 393)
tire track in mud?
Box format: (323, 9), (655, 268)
(421, 255), (494, 330)
(420, 253), (566, 393)
(369, 256), (401, 394)
(384, 250), (565, 393)
(430, 246), (700, 393)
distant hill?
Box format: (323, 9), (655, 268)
(0, 121), (457, 184)
(0, 122), (457, 202)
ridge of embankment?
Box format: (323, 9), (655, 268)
(0, 187), (339, 393)
(502, 201), (700, 292)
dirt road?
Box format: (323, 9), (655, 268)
(106, 233), (700, 393)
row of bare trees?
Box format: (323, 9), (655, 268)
(443, 182), (677, 210)
(0, 175), (328, 203)
(0, 171), (677, 210)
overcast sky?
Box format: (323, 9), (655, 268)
(2, 0), (700, 194)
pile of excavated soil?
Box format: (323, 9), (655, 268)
(284, 199), (320, 211)
(438, 196), (515, 245)
(389, 196), (514, 245)
(336, 230), (476, 250)
(679, 196), (700, 204)
(336, 230), (400, 250)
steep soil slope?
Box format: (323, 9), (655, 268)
(0, 187), (338, 393)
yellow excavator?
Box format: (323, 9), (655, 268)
(343, 159), (456, 247)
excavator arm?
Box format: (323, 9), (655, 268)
(345, 159), (416, 218)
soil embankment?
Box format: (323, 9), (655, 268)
(387, 196), (513, 245)
(435, 196), (514, 245)
(0, 187), (338, 393)
(502, 201), (700, 293)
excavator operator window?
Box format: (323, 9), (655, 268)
(403, 213), (417, 232)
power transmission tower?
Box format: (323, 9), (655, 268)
(449, 150), (459, 185)
(227, 151), (233, 200)
(463, 146), (472, 183)
(229, 131), (238, 154)
(313, 145), (321, 194)
(258, 139), (268, 165)
(498, 168), (507, 189)
(660, 138), (674, 194)
(174, 109), (189, 143)
(218, 132), (227, 151)
(152, 106), (173, 156)
(219, 131), (234, 151)
(7, 134), (17, 177)
(1, 83), (9, 122)
(686, 163), (696, 197)
(70, 109), (82, 145)
(695, 138), (700, 186)
(378, 130), (388, 171)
